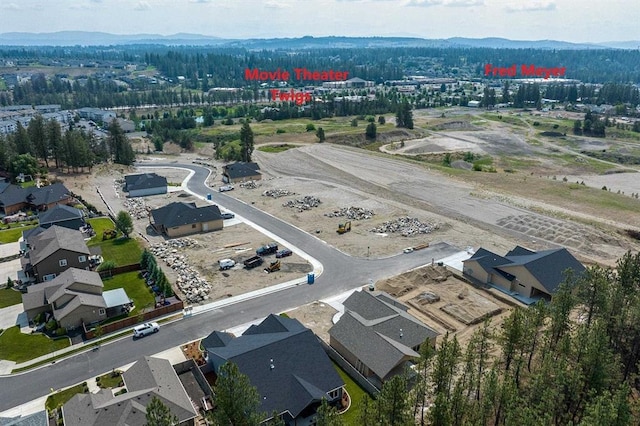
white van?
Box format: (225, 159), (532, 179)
(219, 259), (236, 270)
(133, 322), (159, 338)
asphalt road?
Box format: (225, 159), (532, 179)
(0, 163), (460, 412)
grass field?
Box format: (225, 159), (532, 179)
(102, 271), (155, 315)
(333, 362), (369, 424)
(0, 223), (38, 243)
(0, 326), (70, 363)
(257, 144), (298, 153)
(0, 288), (23, 308)
(87, 217), (142, 266)
(45, 383), (88, 411)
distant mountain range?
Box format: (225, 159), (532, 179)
(0, 31), (637, 50)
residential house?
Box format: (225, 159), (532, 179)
(222, 162), (261, 184)
(0, 410), (48, 426)
(21, 225), (93, 282)
(76, 107), (116, 123)
(328, 290), (439, 388)
(37, 204), (85, 230)
(203, 314), (344, 425)
(462, 246), (585, 300)
(21, 268), (117, 330)
(0, 182), (72, 215)
(150, 202), (223, 238)
(62, 356), (198, 426)
(123, 173), (167, 197)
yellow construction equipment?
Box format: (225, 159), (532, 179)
(337, 221), (352, 234)
(264, 260), (281, 273)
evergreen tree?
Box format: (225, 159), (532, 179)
(209, 362), (262, 426)
(365, 122), (377, 139)
(315, 398), (344, 426)
(47, 119), (63, 169)
(316, 127), (326, 143)
(28, 114), (48, 167)
(239, 121), (254, 162)
(145, 396), (178, 426)
(107, 119), (135, 165)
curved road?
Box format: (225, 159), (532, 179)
(0, 163), (460, 412)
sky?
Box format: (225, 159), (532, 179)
(0, 0), (637, 43)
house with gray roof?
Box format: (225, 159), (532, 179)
(20, 225), (92, 283)
(203, 314), (344, 425)
(150, 202), (222, 238)
(37, 204), (85, 230)
(0, 410), (48, 426)
(328, 290), (439, 387)
(222, 162), (261, 184)
(62, 356), (198, 426)
(0, 182), (72, 215)
(462, 245), (585, 300)
(124, 173), (167, 197)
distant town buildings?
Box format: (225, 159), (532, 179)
(0, 105), (118, 136)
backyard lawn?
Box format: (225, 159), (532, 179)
(87, 217), (142, 266)
(0, 287), (23, 308)
(333, 362), (369, 424)
(0, 223), (38, 243)
(45, 383), (88, 411)
(0, 326), (70, 363)
(102, 271), (155, 315)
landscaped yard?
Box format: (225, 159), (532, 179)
(333, 362), (369, 424)
(0, 223), (38, 243)
(102, 271), (155, 316)
(0, 326), (70, 363)
(87, 217), (143, 266)
(45, 383), (88, 411)
(97, 370), (123, 388)
(0, 287), (23, 308)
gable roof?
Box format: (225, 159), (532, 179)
(38, 204), (83, 226)
(26, 183), (70, 207)
(329, 291), (439, 380)
(150, 202), (222, 228)
(124, 173), (167, 192)
(464, 246), (585, 294)
(25, 226), (90, 266)
(0, 185), (28, 208)
(204, 314), (344, 419)
(22, 268), (103, 313)
(62, 357), (197, 426)
(223, 162), (261, 180)
(0, 410), (48, 426)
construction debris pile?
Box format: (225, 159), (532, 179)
(282, 195), (321, 212)
(149, 238), (211, 304)
(370, 217), (439, 237)
(123, 198), (149, 219)
(324, 206), (374, 220)
(262, 189), (295, 198)
(240, 181), (259, 189)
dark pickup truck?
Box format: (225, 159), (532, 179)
(256, 242), (278, 256)
(244, 256), (264, 269)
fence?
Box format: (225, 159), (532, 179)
(317, 337), (380, 395)
(83, 299), (183, 339)
(98, 263), (142, 279)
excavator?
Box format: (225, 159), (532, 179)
(337, 221), (351, 234)
(264, 260), (281, 273)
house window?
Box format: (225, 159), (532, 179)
(78, 255), (86, 263)
(99, 309), (106, 315)
(59, 259), (67, 267)
(327, 388), (341, 400)
(43, 273), (56, 281)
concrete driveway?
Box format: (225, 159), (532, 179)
(0, 259), (22, 285)
(0, 303), (27, 330)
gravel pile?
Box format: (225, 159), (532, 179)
(149, 238), (211, 304)
(282, 195), (321, 212)
(369, 216), (439, 237)
(324, 206), (374, 220)
(262, 189), (295, 198)
(123, 198), (149, 219)
(240, 181), (259, 189)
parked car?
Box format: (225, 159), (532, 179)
(219, 258), (236, 270)
(221, 212), (235, 219)
(133, 322), (159, 339)
(256, 242), (278, 256)
(276, 248), (293, 258)
(219, 185), (234, 192)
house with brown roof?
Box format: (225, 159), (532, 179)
(62, 356), (198, 426)
(20, 225), (93, 283)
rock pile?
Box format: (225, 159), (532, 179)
(123, 198), (149, 219)
(240, 181), (259, 189)
(282, 196), (321, 212)
(149, 238), (211, 304)
(370, 217), (439, 237)
(324, 206), (374, 220)
(262, 189), (295, 198)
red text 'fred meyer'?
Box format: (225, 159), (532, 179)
(484, 64), (567, 79)
(244, 68), (349, 81)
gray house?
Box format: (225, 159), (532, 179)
(124, 173), (167, 197)
(62, 356), (198, 426)
(21, 226), (93, 282)
(222, 162), (261, 183)
(37, 204), (85, 230)
(329, 291), (439, 387)
(203, 314), (344, 425)
(462, 246), (585, 300)
(150, 202), (223, 238)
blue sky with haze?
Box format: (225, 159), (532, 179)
(0, 0), (636, 43)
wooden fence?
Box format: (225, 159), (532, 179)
(98, 263), (142, 279)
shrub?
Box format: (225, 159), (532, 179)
(45, 319), (57, 332)
(34, 312), (45, 324)
(276, 129), (286, 134)
(350, 119), (358, 127)
(472, 163), (482, 171)
(56, 327), (67, 336)
(97, 260), (116, 272)
(305, 123), (315, 132)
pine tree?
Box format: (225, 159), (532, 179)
(145, 396), (178, 426)
(209, 362), (262, 426)
(315, 398), (344, 426)
(240, 121), (254, 163)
